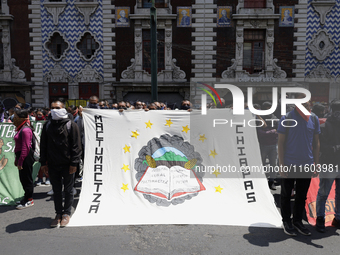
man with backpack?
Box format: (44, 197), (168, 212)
(277, 93), (320, 236)
(39, 100), (82, 228)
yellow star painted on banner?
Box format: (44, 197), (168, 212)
(121, 164), (130, 172)
(123, 145), (130, 153)
(212, 170), (220, 178)
(145, 120), (153, 129)
(199, 134), (207, 142)
(165, 119), (173, 127)
(209, 149), (218, 158)
(131, 130), (139, 139)
(121, 183), (129, 192)
(182, 125), (190, 133)
(215, 185), (223, 193)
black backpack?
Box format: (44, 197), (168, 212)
(19, 125), (39, 161)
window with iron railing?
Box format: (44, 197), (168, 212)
(143, 30), (165, 73)
(243, 30), (265, 74)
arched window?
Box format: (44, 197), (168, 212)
(76, 32), (100, 60)
(46, 32), (68, 60)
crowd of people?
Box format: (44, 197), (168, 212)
(0, 98), (193, 123)
(3, 94), (340, 235)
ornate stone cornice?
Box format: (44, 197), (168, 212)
(272, 59), (287, 79)
(44, 2), (67, 26)
(10, 59), (25, 80)
(74, 1), (98, 26)
(121, 59), (136, 80)
(221, 59), (237, 79)
(311, 0), (336, 26)
(44, 63), (72, 83)
(121, 58), (186, 82)
(75, 64), (103, 83)
(306, 65), (334, 82)
(171, 59), (186, 81)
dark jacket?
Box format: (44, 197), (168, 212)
(257, 113), (278, 146)
(39, 117), (82, 167)
(320, 111), (340, 166)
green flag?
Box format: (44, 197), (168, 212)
(0, 121), (44, 206)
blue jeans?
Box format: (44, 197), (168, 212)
(316, 172), (340, 220)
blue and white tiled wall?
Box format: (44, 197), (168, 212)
(41, 0), (103, 79)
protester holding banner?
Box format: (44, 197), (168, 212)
(278, 93), (320, 236)
(39, 100), (82, 228)
(13, 109), (35, 209)
(316, 100), (340, 233)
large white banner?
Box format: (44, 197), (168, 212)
(69, 109), (281, 227)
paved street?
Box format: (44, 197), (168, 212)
(1, 183), (339, 255)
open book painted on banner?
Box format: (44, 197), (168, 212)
(69, 109), (281, 227)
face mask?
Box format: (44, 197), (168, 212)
(89, 103), (98, 109)
(181, 105), (190, 110)
(51, 109), (68, 120)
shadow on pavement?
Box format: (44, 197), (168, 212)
(34, 190), (50, 200)
(6, 217), (52, 233)
(243, 226), (339, 248)
(0, 206), (15, 213)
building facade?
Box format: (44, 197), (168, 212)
(0, 0), (339, 109)
(0, 0), (31, 109)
